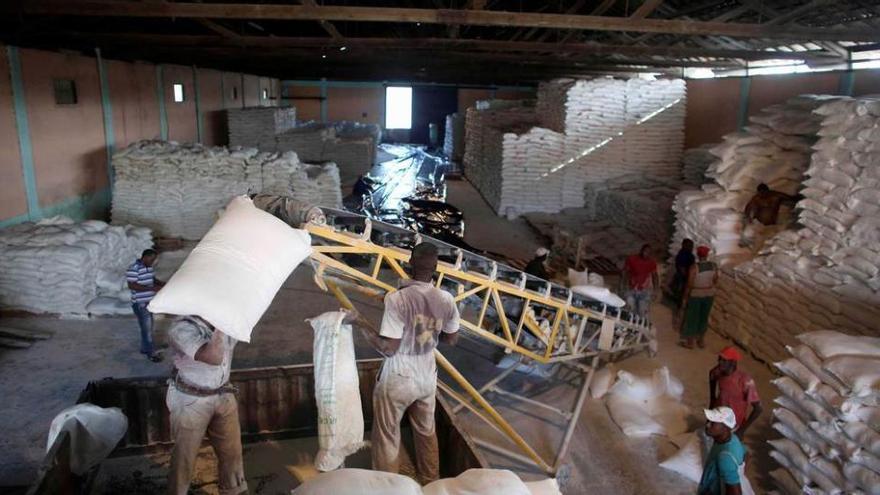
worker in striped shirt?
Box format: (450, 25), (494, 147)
(126, 249), (165, 362)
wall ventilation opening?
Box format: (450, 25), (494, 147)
(385, 86), (413, 130)
(232, 86), (238, 100)
(53, 79), (77, 105)
(262, 88), (269, 100)
(172, 83), (185, 103)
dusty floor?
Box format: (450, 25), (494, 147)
(0, 180), (777, 493)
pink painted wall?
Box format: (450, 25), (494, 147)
(161, 64), (198, 143)
(327, 87), (384, 125)
(286, 85), (321, 121)
(685, 77), (742, 148)
(243, 74), (261, 107)
(197, 68), (226, 146)
(853, 69), (880, 96)
(19, 48), (107, 206)
(106, 59), (160, 148)
(0, 47), (27, 219)
(222, 72), (244, 109)
(747, 72), (841, 119)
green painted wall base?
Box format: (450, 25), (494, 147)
(0, 188), (112, 229)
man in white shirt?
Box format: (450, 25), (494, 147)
(350, 242), (460, 484)
(166, 316), (246, 495)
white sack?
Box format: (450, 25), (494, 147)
(844, 463), (880, 495)
(570, 284), (626, 307)
(798, 330), (880, 360)
(290, 468), (423, 495)
(523, 479), (562, 495)
(589, 365), (616, 400)
(775, 357), (821, 392)
(423, 469), (532, 495)
(659, 431), (703, 483)
(149, 196), (312, 342)
(46, 403), (128, 475)
(309, 311), (365, 471)
(606, 368), (690, 437)
(567, 268), (591, 287)
(822, 356), (880, 398)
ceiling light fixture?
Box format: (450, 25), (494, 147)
(339, 46), (347, 51)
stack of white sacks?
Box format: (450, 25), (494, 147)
(463, 101), (539, 210)
(769, 330), (880, 495)
(112, 141), (341, 240)
(465, 77), (686, 219)
(443, 113), (465, 162)
(582, 174), (682, 257)
(227, 107), (297, 150)
(0, 217), (152, 315)
(682, 145), (715, 186)
(710, 96), (880, 363)
(670, 95), (830, 267)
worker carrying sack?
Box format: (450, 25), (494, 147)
(308, 311), (366, 471)
(149, 196), (312, 342)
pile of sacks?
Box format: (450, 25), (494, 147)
(682, 145), (715, 186)
(582, 174), (682, 256)
(769, 330), (880, 495)
(443, 113), (465, 162)
(227, 107), (297, 150)
(604, 367), (690, 438)
(670, 95), (831, 267)
(463, 100), (540, 210)
(293, 468), (561, 495)
(229, 108), (380, 189)
(112, 141), (341, 240)
(0, 216), (152, 315)
(466, 78), (686, 219)
(524, 211), (646, 267)
(709, 96), (880, 363)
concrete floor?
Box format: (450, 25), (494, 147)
(0, 180), (776, 493)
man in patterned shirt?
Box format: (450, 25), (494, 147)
(349, 242), (460, 484)
(126, 249), (165, 362)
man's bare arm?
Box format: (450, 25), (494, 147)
(194, 329), (225, 365)
(440, 331), (459, 346)
(127, 281), (154, 292)
(349, 314), (401, 357)
(738, 401), (763, 436)
(724, 483), (743, 495)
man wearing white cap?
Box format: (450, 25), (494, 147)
(699, 407), (748, 495)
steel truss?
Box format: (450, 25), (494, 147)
(275, 206), (655, 476)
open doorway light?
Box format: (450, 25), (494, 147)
(385, 86), (412, 129)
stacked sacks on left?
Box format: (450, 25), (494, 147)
(0, 217), (152, 315)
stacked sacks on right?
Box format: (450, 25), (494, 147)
(670, 95), (830, 268)
(770, 330), (880, 495)
(710, 96), (880, 362)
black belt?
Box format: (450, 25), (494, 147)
(170, 369), (237, 397)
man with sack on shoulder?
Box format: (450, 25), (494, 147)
(166, 315), (247, 495)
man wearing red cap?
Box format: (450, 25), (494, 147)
(710, 346), (762, 439)
(679, 245), (718, 348)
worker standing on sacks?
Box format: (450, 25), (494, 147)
(348, 242), (460, 484)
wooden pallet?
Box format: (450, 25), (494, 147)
(0, 326), (53, 349)
(585, 256), (621, 276)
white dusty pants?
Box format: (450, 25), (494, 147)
(166, 387), (247, 495)
(371, 353), (440, 484)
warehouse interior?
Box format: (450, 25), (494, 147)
(1, 1), (880, 494)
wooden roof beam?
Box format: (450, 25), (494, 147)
(45, 33), (841, 62)
(630, 0), (664, 20)
(300, 0), (343, 40)
(194, 18), (240, 39)
(7, 1), (879, 42)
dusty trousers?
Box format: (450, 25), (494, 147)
(165, 386), (247, 495)
(371, 353), (440, 484)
